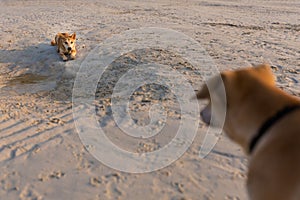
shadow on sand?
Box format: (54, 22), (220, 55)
(0, 43), (70, 95)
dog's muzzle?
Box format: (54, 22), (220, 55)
(200, 106), (211, 125)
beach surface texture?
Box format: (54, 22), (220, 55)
(0, 0), (299, 199)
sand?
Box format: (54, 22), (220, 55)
(0, 0), (299, 199)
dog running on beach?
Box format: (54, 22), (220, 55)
(51, 32), (77, 61)
(195, 64), (300, 200)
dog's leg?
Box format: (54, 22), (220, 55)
(59, 51), (68, 61)
(70, 49), (76, 60)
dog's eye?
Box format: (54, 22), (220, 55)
(71, 42), (73, 44)
(64, 42), (68, 44)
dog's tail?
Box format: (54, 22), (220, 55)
(51, 39), (56, 46)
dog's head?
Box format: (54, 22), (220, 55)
(62, 32), (76, 53)
(196, 64), (275, 150)
(196, 73), (227, 127)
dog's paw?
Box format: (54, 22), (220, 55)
(62, 57), (68, 62)
(70, 55), (76, 60)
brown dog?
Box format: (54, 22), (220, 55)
(51, 32), (76, 61)
(196, 64), (300, 200)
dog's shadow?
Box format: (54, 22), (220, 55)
(0, 43), (67, 95)
(0, 43), (63, 72)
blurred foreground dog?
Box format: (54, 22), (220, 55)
(51, 32), (76, 61)
(195, 64), (300, 200)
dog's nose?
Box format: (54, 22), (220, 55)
(200, 110), (211, 125)
(200, 110), (205, 118)
(68, 47), (72, 51)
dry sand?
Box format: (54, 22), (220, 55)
(0, 0), (299, 199)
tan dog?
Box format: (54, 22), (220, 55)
(51, 32), (76, 61)
(196, 64), (300, 200)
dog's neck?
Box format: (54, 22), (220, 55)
(249, 105), (300, 154)
(227, 85), (300, 154)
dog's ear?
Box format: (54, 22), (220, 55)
(71, 32), (76, 39)
(254, 63), (275, 85)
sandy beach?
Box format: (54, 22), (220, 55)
(0, 0), (299, 199)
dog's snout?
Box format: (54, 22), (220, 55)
(200, 110), (204, 118)
(68, 47), (72, 51)
(200, 106), (211, 125)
